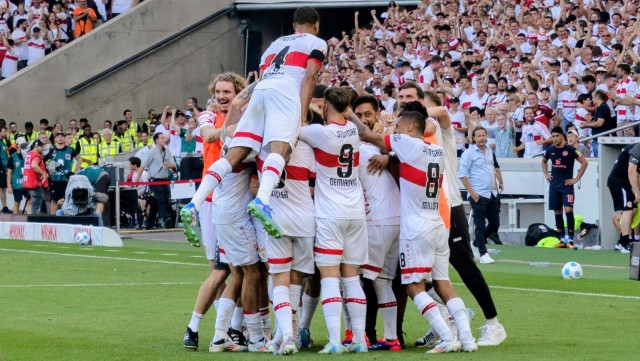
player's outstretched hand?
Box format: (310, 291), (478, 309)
(367, 154), (389, 176)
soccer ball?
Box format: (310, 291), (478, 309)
(562, 261), (582, 279)
(75, 232), (91, 246)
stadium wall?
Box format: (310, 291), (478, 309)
(0, 0), (243, 128)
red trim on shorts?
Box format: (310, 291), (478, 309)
(421, 302), (438, 315)
(345, 298), (367, 304)
(378, 301), (398, 308)
(314, 246), (343, 255)
(400, 266), (431, 274)
(399, 163), (427, 187)
(322, 297), (343, 305)
(360, 264), (382, 273)
(284, 51), (310, 68)
(314, 148), (359, 168)
(274, 302), (291, 311)
(268, 257), (293, 265)
(234, 131), (263, 143)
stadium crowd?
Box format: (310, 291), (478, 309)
(0, 0), (141, 79)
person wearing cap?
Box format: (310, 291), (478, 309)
(566, 128), (590, 157)
(76, 123), (98, 168)
(26, 24), (46, 66)
(22, 139), (48, 214)
(6, 136), (32, 214)
(49, 131), (80, 215)
(114, 120), (134, 152)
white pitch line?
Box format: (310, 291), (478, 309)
(0, 248), (206, 267)
(160, 253), (178, 256)
(497, 258), (627, 270)
(0, 281), (201, 289)
(133, 251), (148, 254)
(452, 282), (640, 300)
(104, 250), (121, 253)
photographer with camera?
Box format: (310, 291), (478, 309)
(48, 131), (81, 215)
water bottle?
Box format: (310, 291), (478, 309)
(487, 249), (501, 254)
(530, 261), (551, 267)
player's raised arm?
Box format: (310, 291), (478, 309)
(346, 108), (386, 149)
(300, 55), (324, 125)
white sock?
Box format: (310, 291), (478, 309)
(342, 276), (367, 344)
(213, 299), (220, 313)
(299, 293), (319, 329)
(244, 311), (263, 343)
(427, 288), (450, 318)
(413, 291), (454, 342)
(289, 284), (302, 316)
(187, 311), (204, 332)
(213, 298), (235, 341)
(486, 317), (499, 326)
(260, 307), (272, 332)
(273, 286), (293, 340)
(230, 306), (244, 330)
(447, 298), (473, 342)
(374, 278), (397, 340)
(256, 153), (285, 205)
(341, 281), (351, 331)
(268, 276), (274, 304)
(320, 277), (343, 344)
(191, 158), (232, 210)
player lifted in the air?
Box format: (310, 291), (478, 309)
(181, 6), (326, 241)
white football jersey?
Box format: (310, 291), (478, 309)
(197, 110), (217, 129)
(257, 141), (316, 237)
(257, 32), (326, 101)
(384, 134), (445, 239)
(299, 122), (365, 220)
(211, 136), (255, 224)
(358, 142), (400, 225)
(439, 125), (463, 207)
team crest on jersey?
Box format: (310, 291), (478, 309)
(65, 154), (71, 160)
(562, 151), (568, 156)
(393, 134), (401, 141)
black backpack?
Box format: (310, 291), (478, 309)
(525, 223), (559, 246)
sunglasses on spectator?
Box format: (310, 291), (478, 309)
(602, 35), (611, 38)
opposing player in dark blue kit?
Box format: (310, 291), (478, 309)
(541, 127), (588, 245)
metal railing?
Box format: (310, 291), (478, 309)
(65, 6), (236, 97)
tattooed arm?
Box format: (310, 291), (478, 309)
(345, 108), (386, 150)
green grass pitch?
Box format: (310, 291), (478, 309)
(1, 238), (639, 360)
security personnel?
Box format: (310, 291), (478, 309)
(114, 120), (134, 152)
(99, 129), (121, 164)
(123, 109), (140, 141)
(136, 131), (152, 148)
(76, 124), (98, 168)
(39, 119), (52, 140)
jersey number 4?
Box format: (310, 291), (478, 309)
(337, 144), (354, 178)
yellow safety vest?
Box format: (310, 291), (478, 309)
(128, 121), (139, 140)
(99, 140), (120, 163)
(78, 137), (98, 168)
(136, 138), (152, 148)
(114, 133), (134, 152)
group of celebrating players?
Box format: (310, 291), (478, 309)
(178, 7), (506, 355)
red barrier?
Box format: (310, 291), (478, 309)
(119, 179), (202, 186)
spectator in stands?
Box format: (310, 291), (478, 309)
(185, 97), (201, 119)
(459, 127), (503, 264)
(49, 131), (81, 215)
(0, 31), (18, 79)
(513, 107), (551, 158)
(494, 112), (515, 159)
(11, 18), (28, 70)
(581, 90), (615, 157)
(73, 0), (97, 38)
(111, 0), (140, 19)
(76, 123), (98, 168)
(127, 156), (148, 229)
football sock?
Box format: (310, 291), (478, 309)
(230, 306), (244, 330)
(213, 299), (220, 312)
(289, 284), (302, 316)
(187, 311), (204, 333)
(620, 234), (630, 247)
(566, 211), (575, 239)
(299, 293), (319, 329)
(256, 153), (286, 205)
(446, 298), (473, 342)
(273, 286), (293, 340)
(191, 158), (232, 211)
(341, 281), (351, 331)
(260, 307), (272, 333)
(244, 311), (263, 343)
(486, 317), (499, 326)
(213, 298), (235, 341)
(554, 213), (565, 239)
(321, 277), (343, 344)
(427, 288), (449, 318)
(342, 276), (367, 344)
(413, 291), (454, 342)
(374, 278), (398, 340)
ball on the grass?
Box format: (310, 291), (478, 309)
(562, 261), (582, 279)
(75, 232), (91, 245)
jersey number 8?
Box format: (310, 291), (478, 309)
(426, 163), (440, 199)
